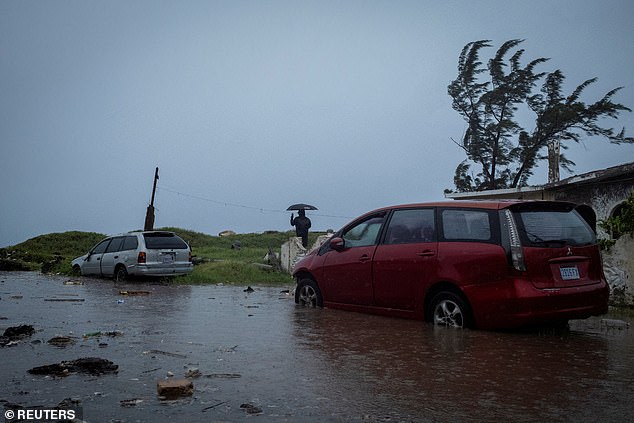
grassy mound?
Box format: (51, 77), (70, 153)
(0, 228), (322, 285)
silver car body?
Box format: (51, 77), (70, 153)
(71, 231), (193, 279)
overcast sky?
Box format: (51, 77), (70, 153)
(2, 0), (634, 247)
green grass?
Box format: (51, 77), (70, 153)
(0, 228), (320, 285)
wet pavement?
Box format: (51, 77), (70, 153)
(1, 271), (633, 422)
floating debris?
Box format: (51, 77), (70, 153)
(240, 403), (263, 415)
(82, 330), (123, 339)
(44, 298), (85, 302)
(157, 379), (194, 400)
(184, 368), (202, 378)
(3, 324), (35, 339)
(63, 280), (84, 285)
(28, 357), (118, 377)
(144, 349), (187, 358)
(120, 398), (143, 407)
(47, 336), (78, 348)
(204, 373), (241, 379)
(119, 290), (151, 296)
(1, 324), (35, 346)
(202, 401), (228, 412)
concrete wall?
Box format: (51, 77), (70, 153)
(602, 235), (634, 307)
(280, 234), (333, 274)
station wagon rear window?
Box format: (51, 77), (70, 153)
(143, 233), (188, 249)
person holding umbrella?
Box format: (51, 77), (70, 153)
(288, 203), (316, 248)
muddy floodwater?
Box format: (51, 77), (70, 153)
(1, 271), (633, 422)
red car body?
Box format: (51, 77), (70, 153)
(292, 200), (609, 330)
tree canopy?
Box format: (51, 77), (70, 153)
(447, 39), (633, 192)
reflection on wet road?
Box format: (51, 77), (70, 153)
(1, 272), (633, 422)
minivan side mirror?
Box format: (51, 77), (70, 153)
(330, 237), (346, 251)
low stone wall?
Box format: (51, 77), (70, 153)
(280, 235), (333, 274)
(603, 235), (634, 307)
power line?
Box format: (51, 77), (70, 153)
(157, 185), (353, 220)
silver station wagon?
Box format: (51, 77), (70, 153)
(71, 231), (193, 281)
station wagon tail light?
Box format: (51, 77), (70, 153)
(137, 251), (146, 264)
(504, 209), (526, 272)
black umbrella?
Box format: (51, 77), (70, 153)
(287, 203), (318, 211)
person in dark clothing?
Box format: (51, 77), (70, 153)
(290, 209), (311, 248)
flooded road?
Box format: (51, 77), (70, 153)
(1, 271), (633, 422)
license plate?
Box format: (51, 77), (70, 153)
(162, 254), (175, 264)
(560, 266), (580, 280)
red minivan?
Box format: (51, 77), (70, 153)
(292, 200), (609, 329)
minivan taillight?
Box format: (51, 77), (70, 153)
(138, 251), (146, 264)
(504, 209), (526, 271)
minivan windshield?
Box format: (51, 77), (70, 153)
(514, 209), (595, 247)
(143, 233), (188, 249)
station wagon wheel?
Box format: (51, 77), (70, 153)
(295, 278), (323, 308)
(429, 292), (471, 329)
(72, 265), (82, 276)
(114, 265), (128, 283)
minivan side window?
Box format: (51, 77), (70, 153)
(441, 209), (492, 241)
(384, 209), (435, 244)
(342, 215), (385, 248)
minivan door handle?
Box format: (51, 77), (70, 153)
(359, 254), (371, 263)
(417, 250), (436, 257)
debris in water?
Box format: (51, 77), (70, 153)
(204, 373), (241, 379)
(28, 357), (118, 377)
(3, 324), (35, 339)
(47, 336), (77, 348)
(119, 290), (151, 296)
(44, 298), (85, 302)
(244, 286), (254, 293)
(202, 401), (228, 412)
(120, 398), (144, 407)
(82, 330), (123, 339)
(63, 280), (84, 285)
(83, 331), (101, 339)
(240, 403), (263, 415)
(1, 324), (35, 346)
(185, 368), (202, 378)
(157, 379), (194, 399)
(144, 349), (187, 358)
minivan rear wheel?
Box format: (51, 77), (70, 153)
(295, 278), (323, 307)
(428, 292), (471, 328)
(114, 265), (128, 283)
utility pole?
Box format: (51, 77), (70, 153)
(144, 167), (159, 231)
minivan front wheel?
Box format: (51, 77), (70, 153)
(295, 278), (323, 308)
(429, 292), (471, 328)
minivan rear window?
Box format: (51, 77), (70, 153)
(514, 209), (595, 247)
(143, 233), (188, 249)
